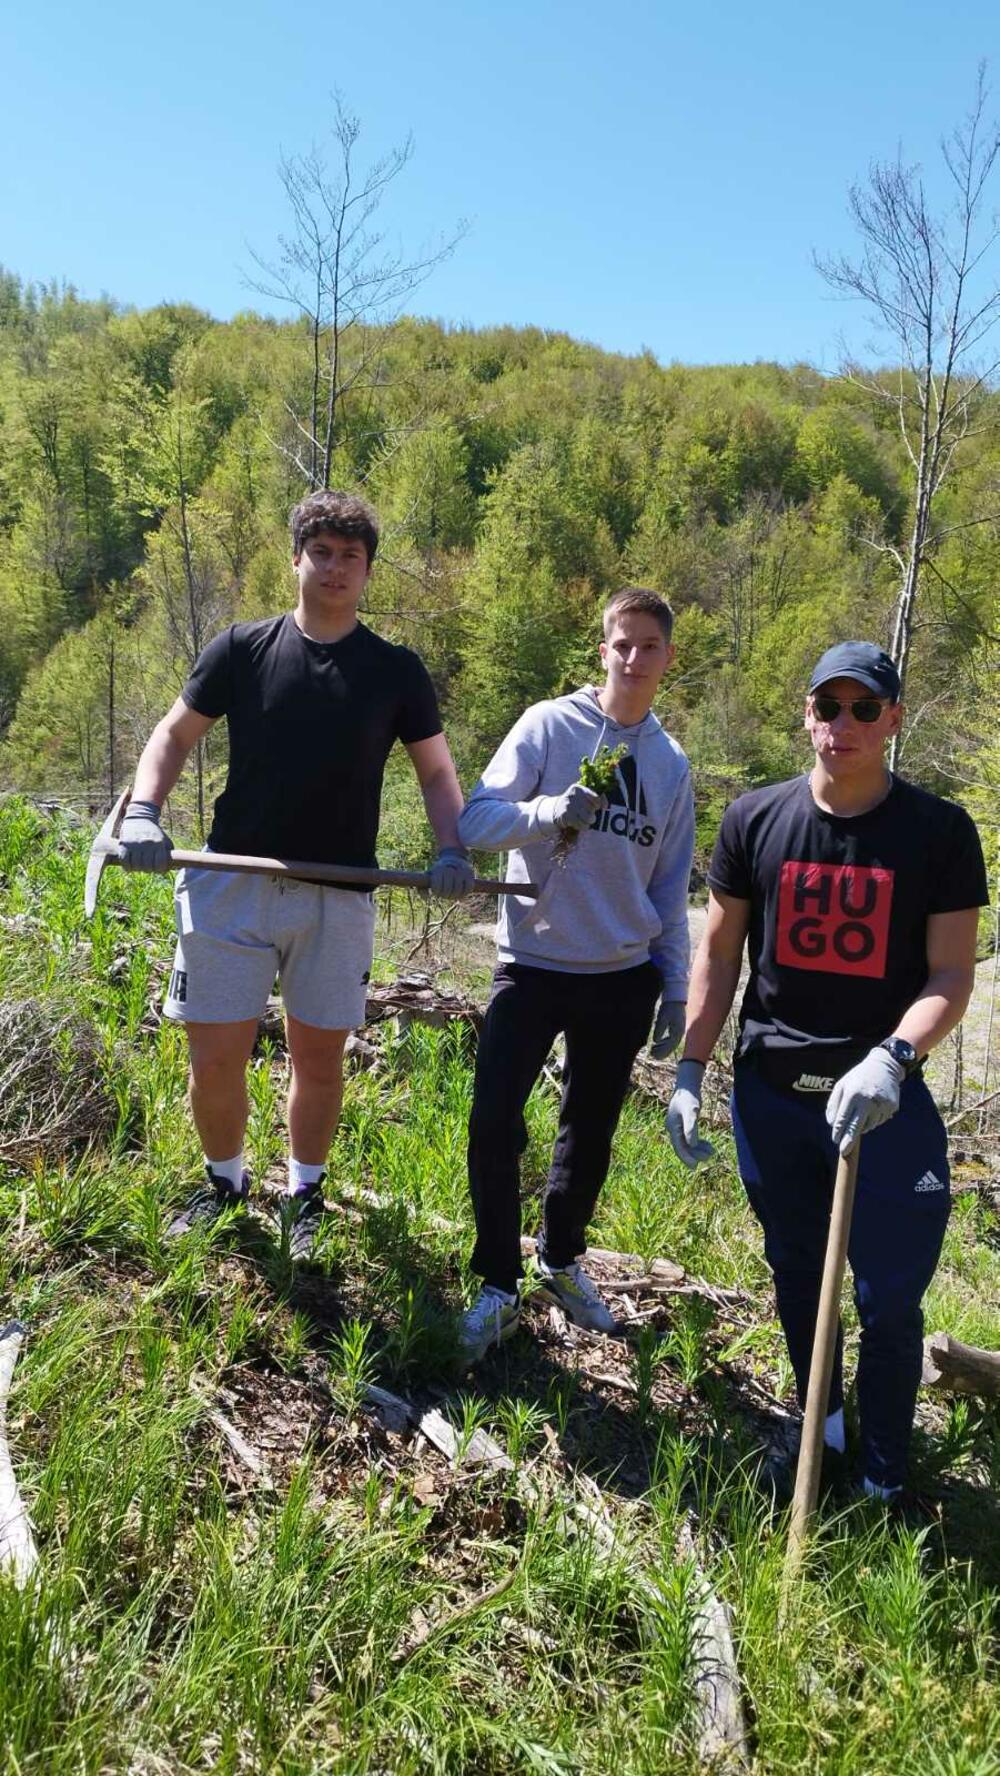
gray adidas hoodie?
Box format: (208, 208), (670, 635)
(458, 687), (694, 994)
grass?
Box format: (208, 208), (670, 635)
(2, 795), (1000, 1773)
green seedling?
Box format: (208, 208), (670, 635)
(552, 742), (629, 862)
(329, 1316), (376, 1419)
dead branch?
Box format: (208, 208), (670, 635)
(393, 1566), (518, 1665)
(0, 1000), (117, 1164)
(677, 1521), (751, 1771)
(190, 1382), (276, 1490)
(0, 1322), (38, 1587)
(945, 1084), (1000, 1127)
(921, 1331), (1000, 1397)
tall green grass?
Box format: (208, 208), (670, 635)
(2, 797), (999, 1774)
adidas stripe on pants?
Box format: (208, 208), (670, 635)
(731, 1066), (951, 1491)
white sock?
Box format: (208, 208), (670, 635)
(485, 1285), (518, 1304)
(824, 1408), (846, 1453)
(288, 1158), (326, 1196)
(204, 1153), (244, 1191)
(862, 1476), (902, 1500)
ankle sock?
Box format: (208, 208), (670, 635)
(485, 1285), (518, 1305)
(824, 1408), (846, 1454)
(288, 1158), (326, 1196)
(862, 1476), (902, 1500)
(205, 1153), (245, 1192)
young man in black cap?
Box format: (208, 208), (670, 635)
(666, 641), (988, 1504)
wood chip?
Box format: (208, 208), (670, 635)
(363, 1383), (416, 1435)
(416, 1408), (513, 1471)
(190, 1381), (276, 1491)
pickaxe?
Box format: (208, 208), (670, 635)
(84, 789), (538, 917)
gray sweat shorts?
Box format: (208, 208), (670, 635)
(162, 862), (376, 1030)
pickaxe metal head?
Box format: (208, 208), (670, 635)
(84, 788), (131, 918)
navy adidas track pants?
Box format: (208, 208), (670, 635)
(731, 1067), (951, 1490)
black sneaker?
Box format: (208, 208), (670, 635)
(280, 1178), (326, 1261)
(165, 1168), (250, 1239)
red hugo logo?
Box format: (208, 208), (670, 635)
(775, 861), (894, 978)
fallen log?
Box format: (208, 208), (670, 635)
(678, 1522), (751, 1772)
(0, 1322), (38, 1587)
(921, 1332), (1000, 1398)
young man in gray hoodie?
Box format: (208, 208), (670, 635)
(456, 587), (695, 1361)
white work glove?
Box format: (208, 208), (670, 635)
(650, 998), (686, 1062)
(428, 846), (475, 899)
(117, 800), (173, 872)
(665, 1059), (716, 1169)
(825, 1047), (904, 1155)
(537, 783), (604, 836)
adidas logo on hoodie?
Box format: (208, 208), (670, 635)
(913, 1169), (946, 1193)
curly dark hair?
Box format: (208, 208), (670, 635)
(602, 586), (674, 645)
(289, 490), (380, 564)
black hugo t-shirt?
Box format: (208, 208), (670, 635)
(182, 615), (442, 869)
(709, 774), (988, 1079)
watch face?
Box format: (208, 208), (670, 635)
(884, 1037), (917, 1071)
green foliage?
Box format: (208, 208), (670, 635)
(0, 283), (996, 822)
(4, 803), (1000, 1773)
(1, 806), (1000, 1772)
(579, 741), (629, 796)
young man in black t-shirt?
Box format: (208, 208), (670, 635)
(666, 641), (988, 1506)
(117, 490), (473, 1252)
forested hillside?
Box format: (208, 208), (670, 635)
(1, 267), (997, 864)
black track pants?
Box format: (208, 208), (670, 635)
(467, 960), (660, 1293)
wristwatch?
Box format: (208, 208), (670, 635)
(878, 1036), (921, 1077)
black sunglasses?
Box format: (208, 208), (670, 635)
(811, 694), (889, 724)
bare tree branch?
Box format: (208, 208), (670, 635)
(816, 68), (1000, 766)
(244, 95), (467, 491)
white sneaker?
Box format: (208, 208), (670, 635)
(459, 1287), (521, 1364)
(536, 1260), (616, 1333)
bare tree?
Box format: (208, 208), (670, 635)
(246, 97), (467, 491)
(817, 64), (1000, 763)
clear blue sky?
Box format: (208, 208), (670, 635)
(3, 0), (998, 368)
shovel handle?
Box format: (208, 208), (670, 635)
(783, 1140), (862, 1590)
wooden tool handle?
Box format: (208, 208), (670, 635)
(784, 1141), (862, 1585)
(163, 848), (537, 899)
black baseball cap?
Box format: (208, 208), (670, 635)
(808, 641), (901, 703)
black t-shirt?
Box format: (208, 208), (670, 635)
(182, 614), (441, 868)
(709, 774), (989, 1079)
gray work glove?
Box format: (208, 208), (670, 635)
(428, 845), (475, 899)
(825, 1047), (904, 1155)
(650, 998), (686, 1062)
(117, 800), (173, 873)
(665, 1059), (716, 1169)
(537, 783), (604, 836)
